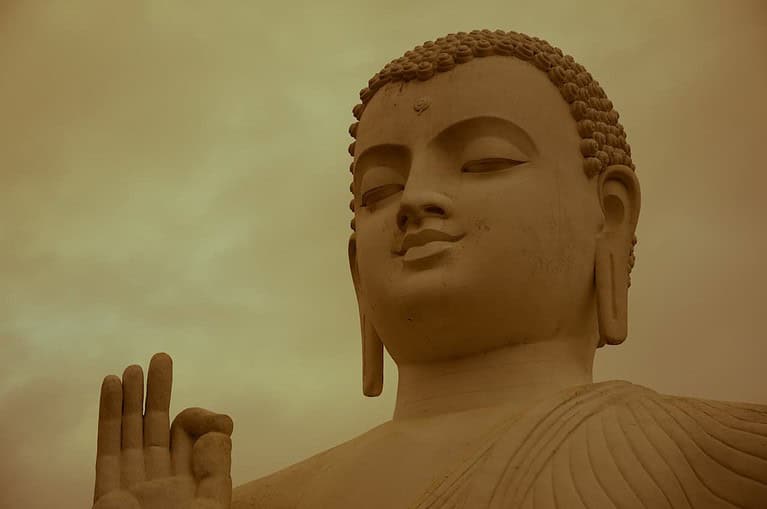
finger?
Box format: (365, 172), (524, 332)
(170, 407), (234, 477)
(94, 375), (122, 502)
(120, 364), (145, 488)
(192, 432), (232, 508)
(144, 352), (172, 479)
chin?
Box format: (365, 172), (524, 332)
(374, 304), (528, 362)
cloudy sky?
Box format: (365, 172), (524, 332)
(1, 1), (765, 507)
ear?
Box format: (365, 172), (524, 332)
(348, 234), (383, 396)
(595, 164), (641, 346)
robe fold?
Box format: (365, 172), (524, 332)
(410, 380), (767, 508)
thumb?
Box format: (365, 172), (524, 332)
(193, 431), (232, 508)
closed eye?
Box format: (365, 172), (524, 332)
(461, 158), (526, 173)
(360, 183), (404, 207)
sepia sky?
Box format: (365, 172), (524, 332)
(1, 1), (765, 507)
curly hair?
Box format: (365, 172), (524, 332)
(346, 28), (637, 287)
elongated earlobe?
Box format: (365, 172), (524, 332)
(594, 164), (640, 347)
(595, 231), (629, 345)
(362, 313), (384, 396)
(349, 234), (384, 396)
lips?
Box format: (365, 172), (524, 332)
(394, 228), (465, 256)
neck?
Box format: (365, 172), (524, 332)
(392, 336), (595, 421)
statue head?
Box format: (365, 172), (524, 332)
(346, 30), (640, 396)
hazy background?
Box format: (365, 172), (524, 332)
(1, 1), (765, 507)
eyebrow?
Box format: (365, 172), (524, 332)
(355, 114), (539, 167)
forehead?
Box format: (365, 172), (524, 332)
(355, 56), (574, 155)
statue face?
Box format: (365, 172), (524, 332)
(352, 56), (604, 364)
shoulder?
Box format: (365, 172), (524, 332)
(232, 449), (332, 509)
(231, 422), (392, 509)
(502, 382), (767, 508)
(645, 390), (767, 480)
(672, 392), (767, 425)
(609, 385), (767, 458)
(575, 384), (767, 508)
(231, 447), (333, 509)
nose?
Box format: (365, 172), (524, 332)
(396, 189), (451, 232)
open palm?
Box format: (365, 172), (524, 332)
(93, 353), (233, 509)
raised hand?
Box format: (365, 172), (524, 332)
(93, 353), (233, 509)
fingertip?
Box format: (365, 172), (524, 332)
(218, 414), (234, 436)
(101, 375), (122, 395)
(99, 376), (122, 420)
(150, 352), (172, 366)
(146, 353), (173, 411)
(122, 364), (143, 381)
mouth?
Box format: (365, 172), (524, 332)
(401, 240), (460, 263)
(394, 229), (466, 256)
(393, 229), (466, 267)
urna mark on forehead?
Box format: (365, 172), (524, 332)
(353, 57), (565, 159)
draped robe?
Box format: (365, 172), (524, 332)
(410, 380), (767, 508)
(233, 381), (767, 508)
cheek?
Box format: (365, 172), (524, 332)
(466, 177), (558, 248)
(463, 180), (576, 286)
(354, 212), (397, 286)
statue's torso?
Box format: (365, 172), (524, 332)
(297, 424), (472, 508)
(233, 381), (767, 509)
(296, 405), (518, 509)
(232, 403), (518, 508)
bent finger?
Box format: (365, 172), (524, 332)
(95, 375), (122, 502)
(171, 407), (233, 477)
(192, 432), (232, 508)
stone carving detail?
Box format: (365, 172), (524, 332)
(409, 382), (767, 508)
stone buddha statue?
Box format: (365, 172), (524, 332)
(92, 29), (767, 509)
